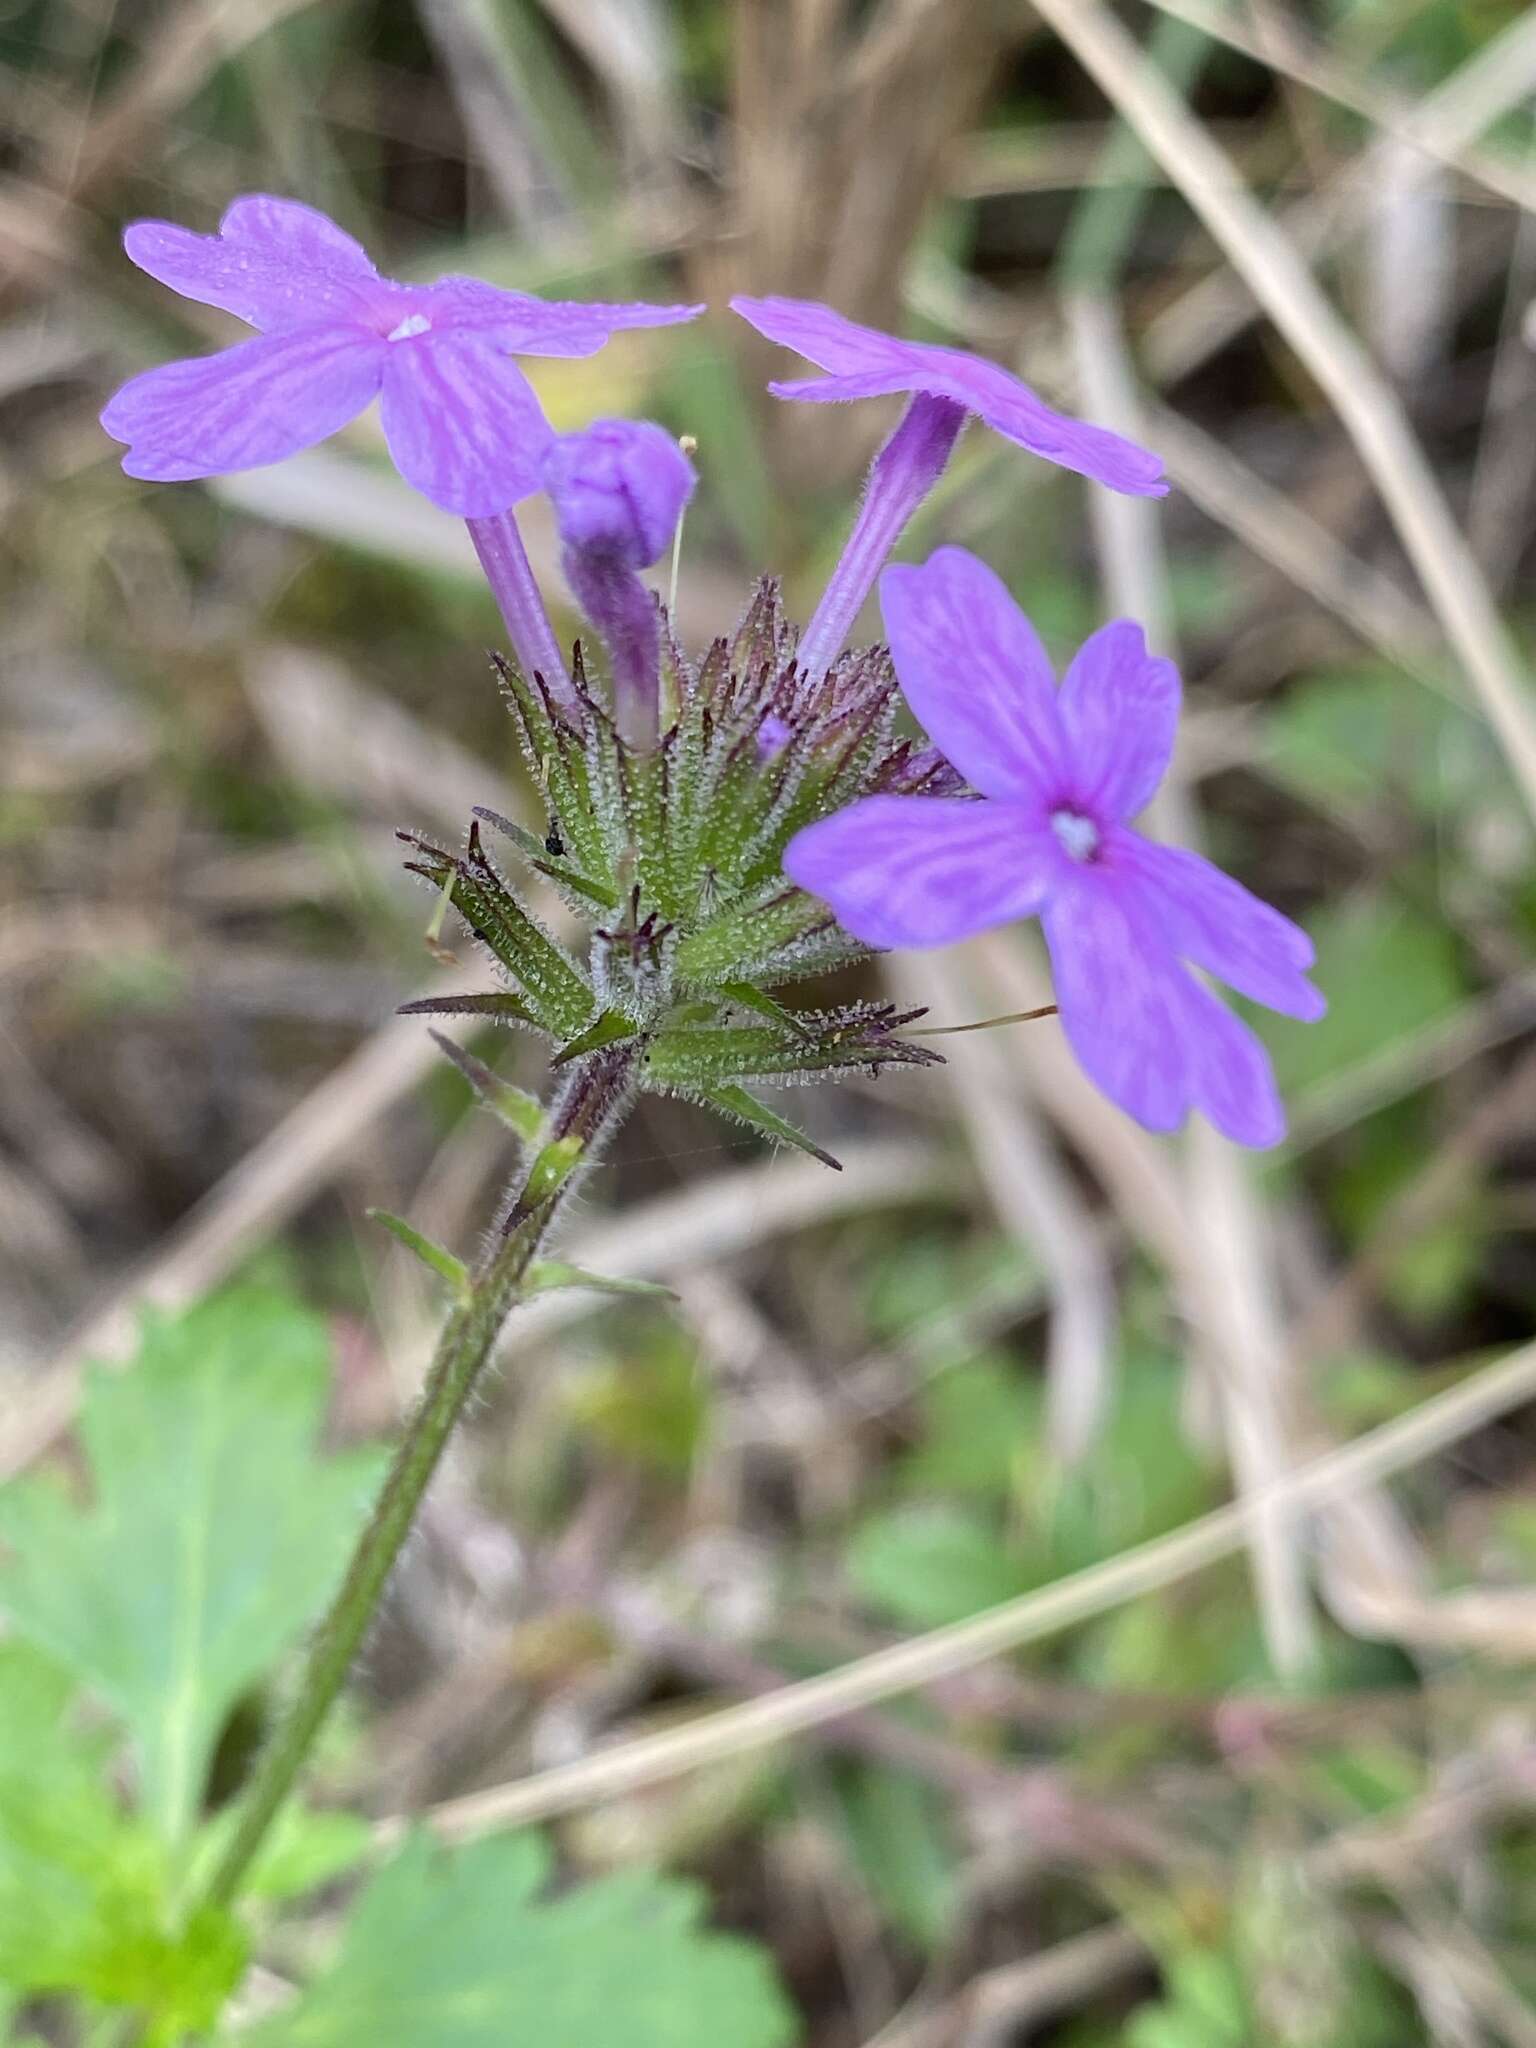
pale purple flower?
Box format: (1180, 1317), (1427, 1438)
(730, 294), (1166, 678)
(783, 548), (1324, 1148)
(731, 294), (1167, 498)
(101, 195), (702, 517)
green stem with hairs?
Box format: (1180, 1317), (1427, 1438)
(195, 1041), (639, 1914)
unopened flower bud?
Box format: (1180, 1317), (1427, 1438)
(544, 419), (695, 568)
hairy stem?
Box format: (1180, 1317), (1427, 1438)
(195, 1042), (639, 1914)
(796, 391), (966, 678)
(466, 509), (573, 704)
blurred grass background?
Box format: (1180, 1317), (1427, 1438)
(6, 0), (1536, 2040)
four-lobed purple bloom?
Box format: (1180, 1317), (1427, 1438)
(784, 550), (1323, 1149)
(100, 194), (1322, 1147)
(101, 195), (701, 517)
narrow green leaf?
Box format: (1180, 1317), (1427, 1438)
(367, 1211), (472, 1302)
(693, 1084), (842, 1171)
(526, 1262), (677, 1301)
(428, 1031), (545, 1139)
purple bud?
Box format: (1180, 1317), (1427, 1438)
(543, 418), (695, 569)
(756, 713), (793, 761)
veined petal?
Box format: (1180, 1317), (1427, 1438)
(379, 331), (553, 515)
(124, 195), (386, 333)
(881, 548), (1065, 804)
(784, 795), (1052, 950)
(731, 295), (911, 377)
(429, 277), (704, 357)
(1057, 620), (1180, 820)
(1042, 874), (1288, 1147)
(102, 326), (384, 480)
(1042, 881), (1191, 1134)
(1180, 975), (1287, 1149)
(767, 372), (917, 404)
(733, 293), (1167, 497)
(1107, 833), (1325, 1021)
(923, 350), (1167, 497)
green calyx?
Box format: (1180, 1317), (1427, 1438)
(401, 579), (946, 1171)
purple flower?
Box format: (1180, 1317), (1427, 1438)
(543, 417), (695, 568)
(731, 295), (1167, 498)
(100, 195), (703, 517)
(783, 548), (1324, 1148)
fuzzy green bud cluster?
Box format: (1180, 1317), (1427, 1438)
(400, 580), (946, 1170)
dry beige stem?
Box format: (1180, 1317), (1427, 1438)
(1033, 0), (1536, 829)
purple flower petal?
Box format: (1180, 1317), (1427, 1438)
(731, 295), (912, 377)
(428, 278), (704, 356)
(102, 325), (385, 480)
(1042, 874), (1287, 1147)
(881, 548), (1065, 803)
(378, 329), (553, 516)
(784, 795), (1054, 950)
(1042, 880), (1191, 1133)
(1180, 974), (1287, 1148)
(1107, 833), (1325, 1021)
(1056, 620), (1180, 821)
(123, 195), (387, 333)
(767, 372), (918, 405)
(732, 293), (1167, 498)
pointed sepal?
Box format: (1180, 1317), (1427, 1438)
(644, 1000), (943, 1089)
(552, 1008), (641, 1067)
(399, 821), (595, 1040)
(398, 990), (540, 1030)
(695, 1084), (842, 1171)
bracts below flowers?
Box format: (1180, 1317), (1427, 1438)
(396, 578), (947, 1199)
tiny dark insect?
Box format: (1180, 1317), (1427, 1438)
(544, 822), (565, 857)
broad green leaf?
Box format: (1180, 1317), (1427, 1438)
(231, 1832), (796, 2048)
(895, 1357), (1040, 1503)
(847, 1505), (1031, 1630)
(0, 1643), (244, 2027)
(1263, 662), (1491, 825)
(567, 1330), (709, 1475)
(1023, 1355), (1217, 1577)
(189, 1800), (372, 1906)
(1260, 896), (1464, 1095)
(835, 1762), (957, 1952)
(0, 1286), (383, 1846)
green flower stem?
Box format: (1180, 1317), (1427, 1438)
(195, 1042), (639, 1916)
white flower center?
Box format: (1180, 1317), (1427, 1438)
(1050, 808), (1100, 862)
(386, 312), (432, 343)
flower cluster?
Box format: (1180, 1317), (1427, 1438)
(103, 195), (1321, 1153)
